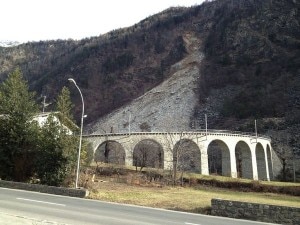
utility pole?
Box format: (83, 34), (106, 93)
(41, 96), (52, 113)
(255, 119), (258, 142)
(205, 114), (208, 136)
(42, 96), (46, 113)
(129, 111), (131, 135)
(292, 146), (296, 182)
(293, 156), (296, 183)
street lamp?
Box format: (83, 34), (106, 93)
(68, 78), (84, 189)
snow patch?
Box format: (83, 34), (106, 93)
(0, 40), (20, 47)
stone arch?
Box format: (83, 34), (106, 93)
(235, 141), (253, 179)
(256, 143), (267, 180)
(173, 139), (201, 173)
(94, 141), (125, 165)
(207, 140), (230, 176)
(266, 144), (273, 180)
(133, 139), (164, 169)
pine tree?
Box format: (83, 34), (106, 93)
(0, 68), (39, 181)
(36, 87), (79, 186)
(55, 86), (77, 132)
(0, 67), (37, 119)
(0, 69), (80, 185)
(56, 86), (74, 120)
(36, 115), (77, 186)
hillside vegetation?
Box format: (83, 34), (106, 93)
(0, 0), (299, 179)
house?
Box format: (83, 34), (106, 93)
(0, 112), (77, 135)
(32, 112), (76, 135)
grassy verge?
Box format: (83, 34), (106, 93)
(83, 165), (300, 214)
(187, 173), (300, 187)
(87, 180), (300, 214)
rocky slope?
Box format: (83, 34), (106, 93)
(88, 32), (203, 133)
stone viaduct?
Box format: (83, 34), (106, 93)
(84, 130), (281, 181)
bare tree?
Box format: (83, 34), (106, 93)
(271, 131), (294, 181)
(94, 141), (126, 165)
(164, 132), (201, 186)
(133, 140), (163, 171)
(207, 142), (222, 175)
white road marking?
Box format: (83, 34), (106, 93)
(185, 222), (201, 225)
(16, 198), (66, 207)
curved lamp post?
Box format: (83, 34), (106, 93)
(68, 78), (84, 189)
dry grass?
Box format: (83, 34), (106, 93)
(87, 179), (300, 214)
(185, 172), (300, 187)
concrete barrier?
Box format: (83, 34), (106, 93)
(0, 180), (88, 198)
(211, 198), (300, 225)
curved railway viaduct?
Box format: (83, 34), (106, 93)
(84, 130), (282, 181)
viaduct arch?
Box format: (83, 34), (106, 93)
(84, 130), (280, 181)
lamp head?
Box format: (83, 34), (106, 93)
(68, 78), (76, 84)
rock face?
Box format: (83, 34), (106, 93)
(88, 33), (203, 133)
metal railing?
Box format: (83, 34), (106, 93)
(83, 129), (271, 141)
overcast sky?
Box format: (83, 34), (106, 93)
(1, 0), (206, 43)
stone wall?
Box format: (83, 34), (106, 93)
(0, 180), (88, 198)
(211, 198), (300, 225)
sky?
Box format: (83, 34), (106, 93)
(1, 0), (206, 43)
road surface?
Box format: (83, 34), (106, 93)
(0, 187), (275, 225)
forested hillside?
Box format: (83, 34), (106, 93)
(0, 7), (193, 122)
(0, 0), (299, 179)
(196, 0), (300, 173)
(200, 0), (299, 120)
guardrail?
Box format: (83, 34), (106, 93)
(83, 129), (271, 141)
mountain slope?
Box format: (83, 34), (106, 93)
(0, 7), (197, 123)
(199, 0), (300, 121)
(88, 32), (203, 133)
(0, 0), (299, 176)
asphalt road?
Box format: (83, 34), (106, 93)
(0, 187), (275, 225)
